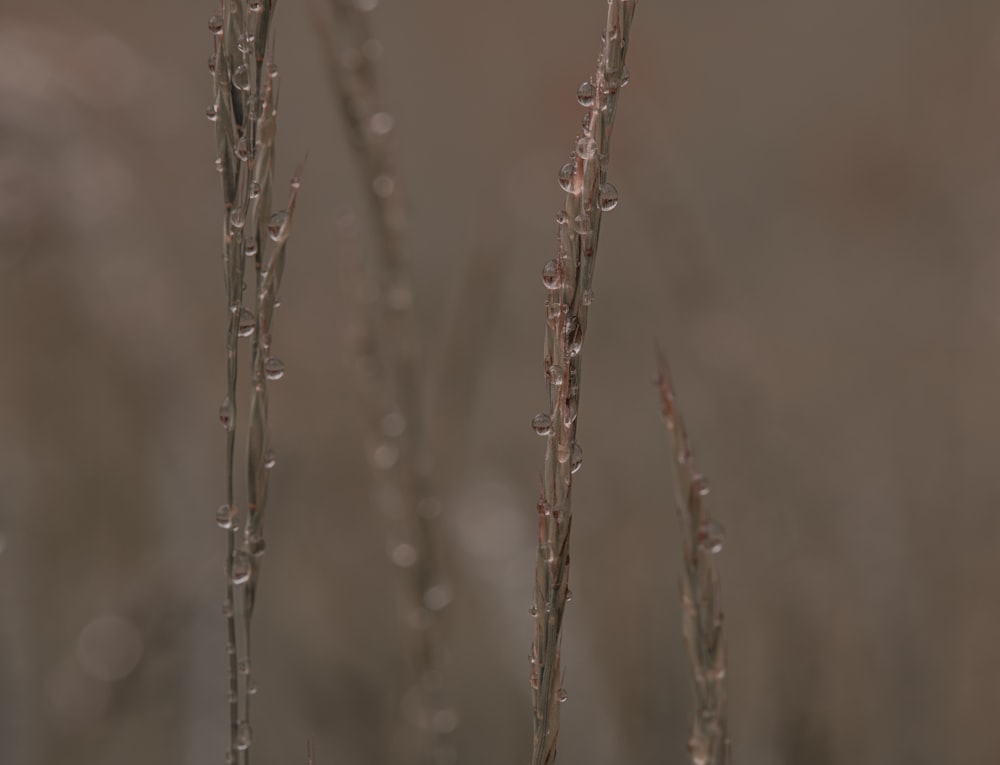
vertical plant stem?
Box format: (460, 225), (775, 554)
(655, 349), (731, 765)
(315, 2), (454, 762)
(530, 4), (636, 765)
(209, 2), (296, 762)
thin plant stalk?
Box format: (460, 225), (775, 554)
(655, 348), (731, 765)
(314, 2), (455, 762)
(209, 2), (297, 762)
(530, 3), (636, 765)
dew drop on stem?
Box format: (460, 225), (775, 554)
(236, 722), (252, 751)
(216, 504), (237, 530)
(532, 413), (553, 436)
(205, 105), (218, 122)
(264, 357), (285, 380)
(575, 136), (597, 160)
(598, 182), (619, 211)
(208, 15), (223, 35)
(570, 443), (583, 474)
(542, 259), (563, 290)
(267, 211), (288, 241)
(697, 520), (726, 554)
(219, 397), (235, 431)
(232, 65), (250, 91)
(576, 81), (595, 107)
(232, 552), (251, 584)
(558, 162), (574, 192)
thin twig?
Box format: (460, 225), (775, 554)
(208, 2), (296, 762)
(314, 2), (455, 762)
(530, 4), (637, 765)
(655, 347), (731, 765)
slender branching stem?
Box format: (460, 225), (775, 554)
(209, 2), (297, 762)
(530, 4), (636, 765)
(655, 348), (731, 765)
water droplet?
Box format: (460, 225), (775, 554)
(372, 174), (395, 198)
(547, 365), (564, 386)
(369, 111), (394, 136)
(423, 583), (454, 611)
(236, 722), (252, 751)
(290, 176), (301, 190)
(236, 308), (257, 337)
(558, 162), (574, 192)
(697, 520), (726, 554)
(232, 65), (250, 91)
(620, 66), (631, 88)
(238, 659), (251, 675)
(267, 211), (288, 241)
(542, 258), (563, 290)
(236, 34), (254, 55)
(248, 682), (259, 695)
(263, 449), (276, 469)
(249, 0), (263, 11)
(219, 397), (235, 431)
(232, 552), (251, 584)
(598, 182), (619, 211)
(532, 413), (553, 436)
(248, 532), (266, 557)
(529, 603), (539, 617)
(225, 751), (234, 764)
(264, 357), (285, 380)
(229, 208), (245, 229)
(216, 504), (237, 530)
(244, 239), (258, 258)
(566, 589), (573, 602)
(206, 105), (218, 122)
(546, 299), (566, 322)
(372, 443), (398, 470)
(582, 289), (594, 306)
(557, 688), (568, 703)
(562, 398), (578, 427)
(693, 474), (710, 497)
(389, 542), (418, 568)
(234, 138), (249, 162)
(576, 81), (595, 107)
(573, 213), (592, 235)
(570, 443), (583, 474)
(555, 210), (568, 226)
(529, 671), (539, 690)
(208, 15), (224, 35)
(381, 411), (406, 438)
(207, 56), (217, 73)
(575, 136), (597, 160)
(221, 600), (233, 618)
(267, 62), (279, 79)
(214, 157), (224, 173)
(249, 182), (261, 199)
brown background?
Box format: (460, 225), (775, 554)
(2, 1), (1000, 763)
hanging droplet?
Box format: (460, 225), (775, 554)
(562, 398), (578, 427)
(620, 66), (631, 88)
(598, 182), (619, 211)
(249, 181), (261, 199)
(244, 240), (258, 258)
(575, 136), (597, 160)
(693, 474), (710, 497)
(215, 504), (237, 530)
(389, 542), (418, 568)
(557, 688), (568, 703)
(263, 449), (276, 469)
(232, 552), (251, 584)
(577, 80), (596, 107)
(532, 413), (553, 436)
(208, 15), (224, 35)
(234, 138), (249, 163)
(248, 682), (259, 695)
(697, 520), (726, 554)
(232, 65), (250, 91)
(570, 443), (583, 474)
(264, 357), (285, 381)
(248, 0), (263, 12)
(547, 365), (565, 386)
(555, 210), (568, 225)
(205, 105), (218, 122)
(372, 174), (395, 198)
(219, 397), (235, 431)
(236, 34), (254, 55)
(236, 722), (252, 751)
(369, 111), (394, 136)
(207, 56), (217, 73)
(214, 157), (224, 173)
(582, 289), (594, 306)
(229, 208), (245, 230)
(566, 589), (573, 602)
(541, 258), (563, 290)
(573, 213), (592, 235)
(529, 603), (539, 617)
(267, 211), (288, 241)
(238, 658), (251, 675)
(557, 162), (574, 192)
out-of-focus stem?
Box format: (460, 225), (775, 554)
(655, 348), (731, 765)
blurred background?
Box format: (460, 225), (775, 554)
(2, 1), (1000, 763)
